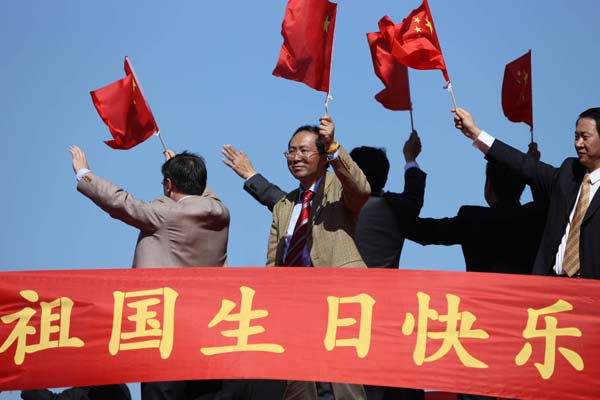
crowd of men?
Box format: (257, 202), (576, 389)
(30, 106), (598, 400)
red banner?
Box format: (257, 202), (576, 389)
(0, 268), (598, 399)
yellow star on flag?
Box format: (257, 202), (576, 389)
(425, 17), (433, 34)
(324, 15), (331, 32)
(415, 26), (422, 33)
(413, 17), (421, 24)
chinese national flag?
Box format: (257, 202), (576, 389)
(502, 51), (533, 129)
(383, 0), (449, 83)
(90, 57), (159, 150)
(272, 0), (337, 92)
(367, 17), (412, 111)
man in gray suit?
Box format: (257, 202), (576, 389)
(70, 146), (230, 400)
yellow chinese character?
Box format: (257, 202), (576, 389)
(402, 292), (489, 368)
(515, 299), (584, 379)
(109, 287), (178, 359)
(324, 293), (375, 358)
(200, 286), (284, 355)
(0, 290), (84, 365)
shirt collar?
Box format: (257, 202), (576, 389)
(588, 168), (600, 186)
(298, 176), (323, 201)
(177, 195), (198, 203)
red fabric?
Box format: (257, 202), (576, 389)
(502, 51), (533, 129)
(90, 57), (158, 150)
(1, 268), (599, 399)
(382, 0), (449, 83)
(367, 18), (412, 111)
(272, 0), (337, 92)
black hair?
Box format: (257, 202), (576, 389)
(577, 108), (600, 135)
(485, 161), (525, 202)
(161, 151), (207, 195)
(350, 146), (389, 192)
(288, 125), (325, 154)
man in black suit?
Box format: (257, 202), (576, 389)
(403, 155), (546, 274)
(350, 133), (426, 270)
(453, 107), (600, 279)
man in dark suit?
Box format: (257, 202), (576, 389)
(403, 156), (546, 274)
(453, 107), (600, 279)
(351, 132), (426, 270)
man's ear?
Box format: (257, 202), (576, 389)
(164, 177), (173, 193)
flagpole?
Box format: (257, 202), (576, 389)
(530, 127), (534, 144)
(409, 108), (415, 133)
(446, 82), (458, 109)
(324, 10), (336, 116)
(157, 130), (168, 153)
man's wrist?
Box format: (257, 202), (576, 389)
(326, 141), (340, 154)
(404, 161), (419, 170)
(76, 168), (91, 181)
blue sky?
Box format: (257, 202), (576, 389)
(1, 0), (599, 397)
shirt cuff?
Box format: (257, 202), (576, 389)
(404, 161), (420, 171)
(473, 130), (495, 153)
(76, 168), (91, 181)
(326, 149), (339, 161)
(244, 172), (258, 182)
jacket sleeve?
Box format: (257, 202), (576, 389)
(486, 140), (559, 202)
(405, 213), (463, 246)
(77, 173), (168, 232)
(329, 146), (371, 212)
(21, 388), (90, 400)
(243, 173), (287, 212)
(384, 167), (426, 232)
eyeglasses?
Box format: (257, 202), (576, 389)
(283, 149), (321, 160)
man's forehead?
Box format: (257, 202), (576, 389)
(576, 117), (598, 133)
(289, 130), (318, 147)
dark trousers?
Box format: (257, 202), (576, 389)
(365, 385), (424, 400)
(221, 380), (287, 400)
(141, 380), (222, 400)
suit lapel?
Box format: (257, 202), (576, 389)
(309, 173), (330, 225)
(276, 190), (299, 265)
(564, 170), (585, 223)
(584, 183), (600, 223)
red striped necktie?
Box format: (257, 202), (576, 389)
(283, 189), (314, 266)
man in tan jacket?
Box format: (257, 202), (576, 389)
(266, 116), (370, 400)
(69, 145), (229, 400)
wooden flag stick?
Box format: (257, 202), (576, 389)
(446, 82), (458, 109)
(409, 108), (415, 132)
(324, 92), (331, 115)
(156, 131), (168, 153)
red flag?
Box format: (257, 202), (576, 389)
(382, 0), (449, 83)
(272, 0), (337, 93)
(367, 18), (412, 111)
(502, 51), (533, 129)
(90, 57), (159, 150)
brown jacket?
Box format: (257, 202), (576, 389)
(77, 173), (229, 268)
(266, 146), (369, 400)
(267, 146), (370, 268)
